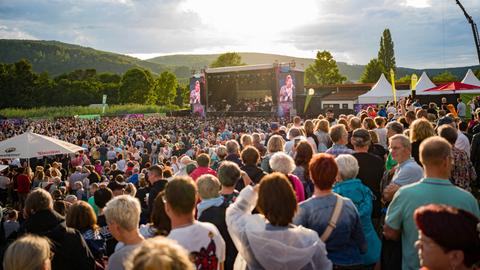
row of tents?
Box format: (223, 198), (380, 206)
(358, 69), (480, 104)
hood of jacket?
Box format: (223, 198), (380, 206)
(245, 221), (325, 270)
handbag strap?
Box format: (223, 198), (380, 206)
(320, 194), (344, 242)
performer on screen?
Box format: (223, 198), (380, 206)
(190, 80), (201, 105)
(279, 74), (295, 117)
(279, 74), (294, 102)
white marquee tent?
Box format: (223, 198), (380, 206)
(461, 69), (480, 86)
(357, 74), (409, 104)
(414, 72), (441, 95)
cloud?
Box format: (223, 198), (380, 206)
(0, 24), (36, 39)
(0, 0), (479, 68)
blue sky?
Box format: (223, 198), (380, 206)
(0, 0), (479, 68)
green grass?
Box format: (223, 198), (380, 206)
(0, 104), (187, 119)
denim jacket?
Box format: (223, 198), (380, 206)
(293, 193), (366, 266)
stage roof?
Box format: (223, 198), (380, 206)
(205, 63), (304, 74)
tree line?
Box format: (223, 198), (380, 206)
(0, 59), (190, 109)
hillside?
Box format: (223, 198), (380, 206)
(147, 52), (480, 82)
(0, 39), (167, 76)
(1, 40), (478, 82)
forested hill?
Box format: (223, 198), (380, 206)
(0, 39), (167, 76)
(1, 39), (479, 82)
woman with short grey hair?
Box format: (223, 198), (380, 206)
(333, 154), (381, 267)
(269, 152), (305, 202)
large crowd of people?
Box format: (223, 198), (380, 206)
(0, 95), (480, 270)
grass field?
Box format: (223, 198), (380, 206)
(0, 104), (186, 119)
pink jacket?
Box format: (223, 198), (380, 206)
(288, 174), (305, 202)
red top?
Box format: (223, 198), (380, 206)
(17, 174), (31, 193)
(189, 167), (217, 181)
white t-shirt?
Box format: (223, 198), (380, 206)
(168, 221), (225, 270)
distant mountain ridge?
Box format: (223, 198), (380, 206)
(1, 39), (478, 82)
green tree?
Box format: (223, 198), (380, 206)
(378, 29), (396, 75)
(432, 71), (459, 83)
(305, 50), (346, 85)
(210, 52), (245, 68)
(360, 58), (385, 83)
(396, 74), (414, 84)
(155, 71), (178, 105)
(119, 68), (155, 104)
(474, 69), (480, 79)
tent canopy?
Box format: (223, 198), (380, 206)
(414, 72), (437, 95)
(424, 82), (480, 94)
(0, 165), (7, 171)
(461, 69), (480, 86)
(358, 74), (409, 104)
(0, 131), (84, 159)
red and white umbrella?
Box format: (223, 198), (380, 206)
(424, 82), (480, 94)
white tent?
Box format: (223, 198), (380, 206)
(0, 165), (7, 171)
(0, 131), (84, 159)
(414, 72), (441, 95)
(461, 69), (480, 86)
(358, 74), (409, 104)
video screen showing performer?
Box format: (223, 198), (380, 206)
(278, 73), (295, 118)
(189, 79), (205, 117)
(190, 80), (201, 105)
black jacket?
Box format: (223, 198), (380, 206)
(23, 209), (95, 270)
(471, 133), (480, 181)
(148, 179), (168, 214)
(198, 202), (237, 270)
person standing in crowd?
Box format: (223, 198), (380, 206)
(261, 135), (285, 173)
(438, 124), (477, 191)
(22, 189), (95, 270)
(217, 161), (241, 205)
(333, 154), (381, 268)
(240, 146), (266, 186)
(385, 122), (404, 171)
(326, 124), (355, 156)
(293, 141), (315, 199)
(383, 137), (480, 270)
(457, 98), (466, 121)
(409, 118), (435, 166)
(3, 235), (52, 270)
(414, 204), (480, 270)
(383, 134), (424, 203)
(269, 152), (305, 202)
(226, 172), (332, 270)
(146, 165), (168, 216)
(350, 128), (385, 228)
(225, 140), (243, 168)
(165, 176), (226, 270)
(104, 195), (144, 270)
(294, 153), (366, 268)
(197, 175), (237, 270)
(189, 153), (217, 181)
(314, 119), (332, 153)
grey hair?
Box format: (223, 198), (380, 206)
(390, 134), (411, 150)
(335, 154), (359, 180)
(269, 152), (296, 174)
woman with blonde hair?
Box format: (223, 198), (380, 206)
(260, 135), (285, 173)
(304, 120), (319, 153)
(409, 118), (435, 165)
(314, 119), (332, 153)
(3, 234), (52, 270)
(125, 237), (194, 270)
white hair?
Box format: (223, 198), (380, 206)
(269, 152), (296, 174)
(335, 154), (359, 180)
(104, 195), (141, 231)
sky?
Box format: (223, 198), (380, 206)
(0, 0), (479, 69)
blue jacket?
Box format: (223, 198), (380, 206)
(333, 178), (381, 265)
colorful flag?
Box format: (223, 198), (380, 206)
(411, 74), (418, 96)
(390, 69), (397, 105)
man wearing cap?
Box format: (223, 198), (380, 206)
(107, 180), (127, 197)
(351, 128), (385, 224)
(147, 164), (168, 215)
